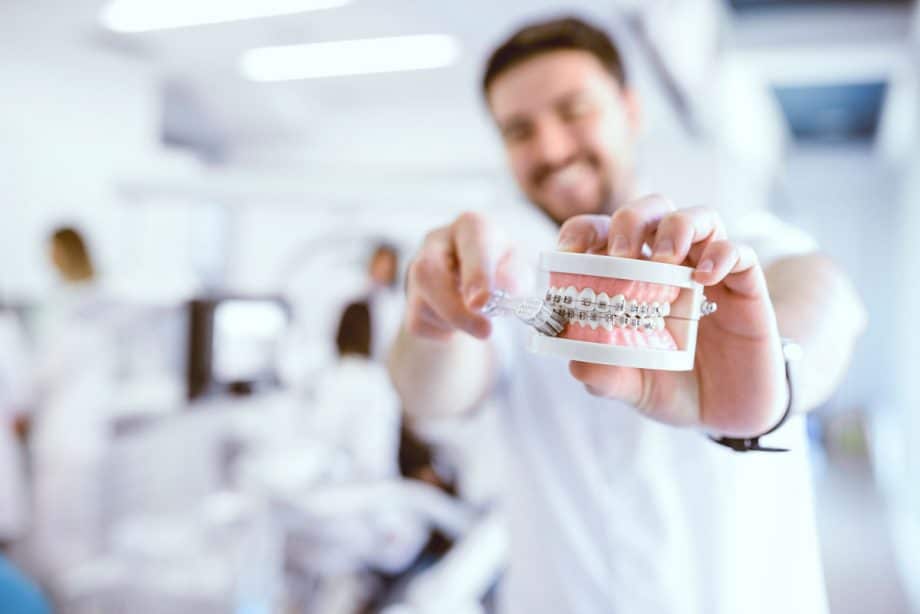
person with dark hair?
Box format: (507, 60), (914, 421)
(389, 15), (865, 614)
(29, 223), (119, 582)
(315, 300), (400, 481)
(336, 301), (373, 358)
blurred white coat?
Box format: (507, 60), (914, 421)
(0, 312), (32, 540)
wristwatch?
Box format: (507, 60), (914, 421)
(708, 338), (802, 453)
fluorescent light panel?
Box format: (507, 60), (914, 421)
(101, 0), (350, 33)
(241, 34), (461, 81)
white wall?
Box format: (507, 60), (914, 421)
(0, 30), (163, 300)
(771, 146), (898, 411)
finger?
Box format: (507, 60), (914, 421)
(556, 214), (611, 254)
(494, 248), (520, 294)
(607, 194), (676, 259)
(406, 317), (454, 341)
(650, 207), (726, 265)
(404, 299), (454, 341)
(692, 241), (765, 297)
(568, 361), (643, 406)
(452, 212), (502, 309)
(409, 250), (491, 338)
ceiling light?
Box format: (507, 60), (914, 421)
(101, 0), (350, 33)
(241, 34), (461, 81)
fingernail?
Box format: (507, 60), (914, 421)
(697, 259), (714, 273)
(557, 236), (578, 252)
(465, 284), (484, 306)
(610, 234), (630, 257)
(653, 238), (674, 259)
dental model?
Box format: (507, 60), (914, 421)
(529, 252), (716, 371)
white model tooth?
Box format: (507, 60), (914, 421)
(638, 302), (649, 317)
(629, 316), (641, 329)
(578, 287), (596, 311)
(661, 302), (670, 317)
(641, 317), (656, 332)
(627, 299), (639, 316)
(650, 302), (661, 317)
(611, 294), (626, 314)
(563, 286), (577, 306)
(615, 314), (628, 328)
(655, 317), (666, 331)
(595, 292), (610, 313)
(601, 316), (613, 331)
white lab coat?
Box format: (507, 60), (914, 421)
(491, 209), (827, 614)
(28, 283), (121, 577)
(311, 355), (401, 481)
(0, 313), (31, 540)
(368, 285), (404, 362)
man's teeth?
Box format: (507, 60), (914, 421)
(546, 162), (590, 188)
(544, 286), (670, 330)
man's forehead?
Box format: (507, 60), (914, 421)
(487, 49), (616, 120)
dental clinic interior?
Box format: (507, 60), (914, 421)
(1, 1), (919, 613)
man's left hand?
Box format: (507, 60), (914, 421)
(557, 194), (787, 437)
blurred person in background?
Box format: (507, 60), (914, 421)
(313, 300), (401, 480)
(0, 311), (51, 614)
(366, 242), (404, 362)
(389, 16), (866, 614)
(28, 225), (120, 583)
(0, 310), (31, 545)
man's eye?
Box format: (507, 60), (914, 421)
(561, 100), (593, 121)
(504, 124), (532, 143)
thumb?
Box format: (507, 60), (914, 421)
(568, 361), (644, 406)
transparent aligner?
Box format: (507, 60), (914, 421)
(545, 272), (680, 350)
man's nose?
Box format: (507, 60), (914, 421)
(530, 119), (578, 167)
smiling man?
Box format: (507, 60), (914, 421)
(388, 16), (865, 614)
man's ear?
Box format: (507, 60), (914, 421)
(621, 88), (642, 137)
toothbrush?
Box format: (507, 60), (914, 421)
(479, 289), (566, 337)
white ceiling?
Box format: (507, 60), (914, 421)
(87, 0), (626, 150)
(5, 0), (918, 167)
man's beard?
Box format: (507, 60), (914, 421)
(526, 153), (632, 227)
(532, 178), (617, 227)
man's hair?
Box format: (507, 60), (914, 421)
(482, 16), (626, 95)
(335, 300), (372, 358)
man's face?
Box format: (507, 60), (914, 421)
(487, 50), (640, 225)
(369, 250), (397, 286)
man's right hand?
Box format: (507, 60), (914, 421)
(405, 212), (516, 342)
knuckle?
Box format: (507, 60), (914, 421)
(646, 193), (676, 211)
(561, 213), (597, 231)
(723, 243), (740, 261)
(411, 254), (441, 284)
(738, 244), (759, 264)
(422, 226), (447, 246)
(455, 210), (488, 232)
(660, 211), (689, 233)
(610, 207), (641, 229)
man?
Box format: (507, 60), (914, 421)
(388, 17), (865, 614)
